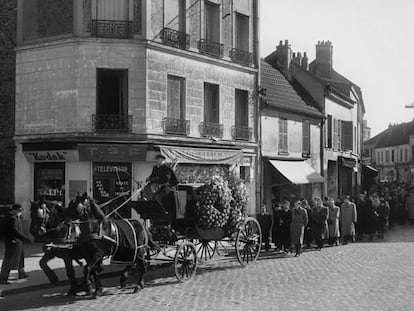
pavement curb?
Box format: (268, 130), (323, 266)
(0, 269), (124, 297)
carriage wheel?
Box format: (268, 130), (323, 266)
(195, 240), (217, 261)
(235, 217), (262, 266)
(174, 241), (197, 282)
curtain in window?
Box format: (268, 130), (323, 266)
(167, 76), (184, 119)
(235, 89), (248, 127)
(96, 0), (129, 20)
(302, 120), (310, 154)
(279, 119), (288, 152)
(204, 83), (219, 123)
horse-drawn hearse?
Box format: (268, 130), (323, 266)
(30, 176), (262, 297)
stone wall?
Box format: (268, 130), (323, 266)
(15, 42), (147, 135)
(0, 0), (16, 203)
(146, 48), (256, 141)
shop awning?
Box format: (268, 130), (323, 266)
(363, 164), (378, 174)
(159, 145), (243, 165)
(269, 160), (325, 184)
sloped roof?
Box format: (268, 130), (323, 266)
(260, 59), (323, 118)
(374, 121), (414, 148)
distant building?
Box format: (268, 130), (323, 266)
(266, 40), (365, 198)
(260, 59), (324, 208)
(364, 121), (414, 183)
(363, 119), (371, 142)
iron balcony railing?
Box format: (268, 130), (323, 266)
(91, 19), (133, 39)
(162, 117), (190, 136)
(230, 48), (253, 66)
(197, 39), (224, 58)
(199, 122), (224, 139)
(160, 28), (190, 50)
(231, 125), (252, 141)
(92, 114), (132, 132)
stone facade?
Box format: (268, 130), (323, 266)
(0, 0), (16, 203)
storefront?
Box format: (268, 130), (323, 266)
(338, 157), (357, 197)
(264, 158), (324, 207)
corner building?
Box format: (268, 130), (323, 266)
(14, 0), (259, 230)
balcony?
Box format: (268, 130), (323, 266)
(91, 19), (133, 39)
(162, 117), (190, 136)
(92, 114), (132, 133)
(199, 122), (224, 139)
(231, 126), (252, 141)
(230, 48), (253, 66)
(160, 28), (190, 50)
(197, 39), (224, 59)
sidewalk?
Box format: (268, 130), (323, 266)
(0, 242), (123, 297)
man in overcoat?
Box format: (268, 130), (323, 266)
(0, 204), (32, 284)
(340, 196), (357, 245)
(327, 198), (340, 246)
(290, 200), (308, 256)
(312, 198), (329, 250)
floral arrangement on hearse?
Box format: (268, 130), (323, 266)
(194, 173), (249, 233)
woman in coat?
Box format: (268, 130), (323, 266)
(290, 200), (309, 256)
(340, 196), (357, 245)
(327, 198), (340, 246)
(302, 199), (313, 248)
(312, 197), (329, 250)
(377, 197), (390, 239)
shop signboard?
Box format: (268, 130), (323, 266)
(79, 144), (146, 162)
(24, 150), (79, 162)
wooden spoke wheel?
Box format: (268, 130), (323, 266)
(235, 217), (262, 266)
(174, 241), (197, 282)
(195, 240), (217, 261)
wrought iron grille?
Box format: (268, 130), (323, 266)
(231, 126), (252, 141)
(160, 28), (190, 50)
(162, 117), (190, 136)
(199, 122), (224, 138)
(91, 20), (133, 39)
(230, 48), (253, 66)
(92, 114), (132, 132)
(197, 39), (224, 58)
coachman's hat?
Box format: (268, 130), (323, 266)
(155, 154), (166, 160)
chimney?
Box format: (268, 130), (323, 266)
(292, 52), (302, 65)
(274, 39), (293, 78)
(315, 40), (333, 78)
(301, 52), (308, 70)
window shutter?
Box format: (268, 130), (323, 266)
(333, 117), (338, 149)
(341, 121), (353, 151)
(327, 115), (332, 148)
(302, 120), (310, 155)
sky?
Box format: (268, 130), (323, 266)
(259, 0), (414, 137)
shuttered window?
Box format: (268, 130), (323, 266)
(279, 118), (288, 153)
(204, 83), (220, 123)
(205, 1), (220, 42)
(235, 89), (249, 127)
(341, 121), (353, 151)
(302, 120), (310, 155)
(167, 76), (185, 120)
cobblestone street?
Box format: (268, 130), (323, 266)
(2, 225), (414, 311)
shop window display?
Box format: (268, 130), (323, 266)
(34, 163), (65, 203)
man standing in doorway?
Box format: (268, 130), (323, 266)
(0, 204), (33, 284)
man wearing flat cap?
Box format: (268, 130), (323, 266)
(0, 204), (33, 284)
(144, 154), (179, 201)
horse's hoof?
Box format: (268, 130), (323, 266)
(133, 285), (140, 293)
(67, 289), (77, 297)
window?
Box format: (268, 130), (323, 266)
(95, 0), (129, 21)
(204, 83), (219, 123)
(97, 69), (128, 116)
(385, 150), (390, 163)
(279, 118), (288, 153)
(391, 150), (395, 162)
(96, 69), (129, 131)
(400, 149), (403, 162)
(376, 151), (380, 163)
(164, 0), (186, 32)
(205, 1), (220, 43)
(235, 13), (249, 52)
(341, 121), (353, 151)
(235, 89), (249, 128)
(34, 163), (65, 203)
(381, 151), (384, 163)
(302, 120), (311, 155)
(167, 76), (185, 120)
(333, 117), (338, 149)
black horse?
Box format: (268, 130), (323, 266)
(30, 198), (96, 296)
(73, 195), (149, 296)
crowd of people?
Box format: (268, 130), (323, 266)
(263, 181), (414, 257)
